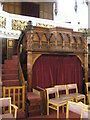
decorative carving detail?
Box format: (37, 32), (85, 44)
(36, 22), (54, 28)
(27, 33), (32, 51)
(72, 36), (77, 49)
(26, 26), (85, 53)
(49, 33), (55, 48)
(57, 33), (63, 48)
(77, 36), (82, 49)
(32, 32), (40, 49)
(63, 33), (70, 48)
(40, 33), (48, 49)
(0, 16), (6, 28)
(12, 19), (27, 30)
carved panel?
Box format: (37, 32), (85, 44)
(32, 32), (40, 49)
(27, 32), (32, 51)
(77, 37), (82, 49)
(49, 33), (55, 48)
(0, 16), (6, 28)
(36, 22), (54, 28)
(63, 33), (70, 48)
(72, 36), (77, 49)
(26, 26), (85, 53)
(40, 33), (48, 49)
(57, 33), (63, 48)
(12, 19), (27, 30)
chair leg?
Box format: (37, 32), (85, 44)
(57, 106), (59, 119)
(47, 103), (49, 115)
(66, 103), (68, 119)
(84, 97), (85, 104)
(62, 105), (64, 113)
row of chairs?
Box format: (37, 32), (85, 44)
(46, 83), (85, 118)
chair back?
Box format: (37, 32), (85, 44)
(0, 97), (11, 107)
(67, 83), (78, 94)
(46, 87), (57, 95)
(55, 85), (67, 97)
(46, 87), (57, 101)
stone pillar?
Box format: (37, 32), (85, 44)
(26, 21), (33, 91)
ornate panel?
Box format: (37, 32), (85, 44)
(72, 36), (77, 49)
(12, 19), (27, 30)
(36, 23), (54, 28)
(49, 33), (55, 48)
(40, 33), (48, 49)
(63, 33), (70, 48)
(32, 32), (40, 49)
(77, 36), (82, 49)
(57, 33), (63, 48)
(0, 16), (6, 28)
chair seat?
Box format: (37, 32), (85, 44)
(2, 113), (14, 118)
(87, 92), (90, 95)
(60, 95), (73, 101)
(69, 93), (85, 98)
(49, 98), (67, 104)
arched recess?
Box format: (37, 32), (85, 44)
(32, 53), (84, 70)
(32, 53), (42, 66)
(32, 54), (83, 93)
(77, 54), (84, 67)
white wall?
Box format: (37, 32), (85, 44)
(54, 0), (88, 31)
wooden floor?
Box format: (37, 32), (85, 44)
(17, 109), (80, 120)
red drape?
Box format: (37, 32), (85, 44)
(32, 55), (82, 93)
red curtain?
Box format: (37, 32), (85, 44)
(32, 55), (82, 93)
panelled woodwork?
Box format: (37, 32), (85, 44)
(30, 27), (84, 53)
(2, 38), (7, 63)
(3, 2), (53, 20)
(7, 39), (18, 60)
(21, 2), (39, 18)
(40, 2), (53, 20)
(19, 24), (88, 91)
(2, 39), (18, 61)
(3, 2), (21, 15)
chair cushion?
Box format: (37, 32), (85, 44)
(49, 98), (67, 104)
(1, 113), (14, 118)
(69, 93), (85, 98)
(60, 95), (73, 101)
(75, 93), (85, 98)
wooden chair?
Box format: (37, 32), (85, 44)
(55, 84), (74, 100)
(0, 97), (18, 119)
(54, 85), (74, 112)
(66, 101), (88, 119)
(81, 106), (90, 119)
(86, 82), (90, 104)
(46, 87), (67, 118)
(67, 83), (85, 103)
